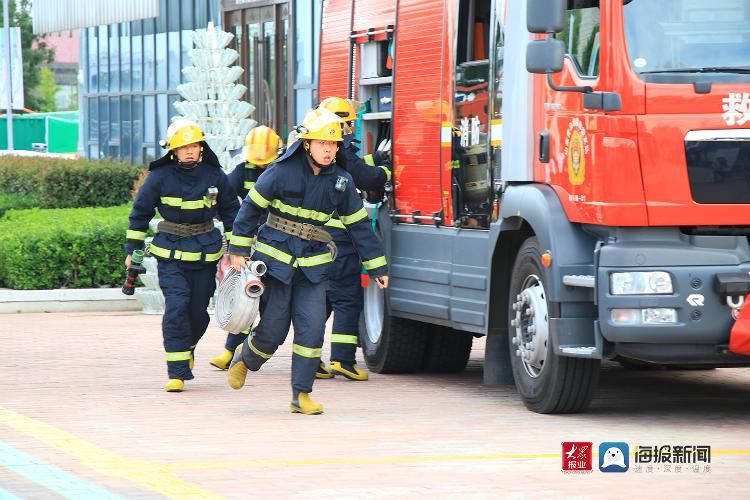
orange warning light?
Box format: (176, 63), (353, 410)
(541, 251), (553, 268)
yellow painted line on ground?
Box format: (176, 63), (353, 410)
(4, 402), (749, 482)
(169, 449), (750, 471)
(168, 453), (559, 471)
(0, 406), (222, 500)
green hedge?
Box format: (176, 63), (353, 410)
(0, 156), (145, 209)
(0, 205), (132, 290)
(0, 192), (39, 218)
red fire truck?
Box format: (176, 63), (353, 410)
(319, 0), (750, 413)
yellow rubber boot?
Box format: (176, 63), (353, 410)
(210, 349), (233, 370)
(227, 345), (249, 390)
(315, 360), (334, 379)
(331, 361), (369, 381)
(290, 392), (323, 415)
(164, 379), (184, 392)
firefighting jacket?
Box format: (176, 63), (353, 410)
(227, 140), (388, 285)
(125, 146), (240, 265)
(324, 137), (391, 257)
(227, 161), (265, 200)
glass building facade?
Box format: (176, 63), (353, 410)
(292, 0), (322, 125)
(82, 0), (221, 163)
(81, 0), (322, 164)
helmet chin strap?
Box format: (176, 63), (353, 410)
(306, 152), (331, 169)
(176, 148), (203, 169)
(177, 159), (200, 169)
(303, 141), (336, 169)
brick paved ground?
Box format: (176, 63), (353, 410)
(1, 312), (750, 499)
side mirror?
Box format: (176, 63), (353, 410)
(526, 38), (564, 74)
(527, 0), (566, 34)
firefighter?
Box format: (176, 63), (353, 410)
(125, 119), (240, 392)
(316, 96), (391, 381)
(226, 108), (389, 415)
(209, 126), (284, 370)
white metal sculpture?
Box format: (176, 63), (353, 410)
(134, 23), (257, 315)
(174, 22), (256, 170)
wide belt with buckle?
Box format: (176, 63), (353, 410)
(264, 213), (337, 261)
(265, 213), (333, 243)
(156, 220), (215, 237)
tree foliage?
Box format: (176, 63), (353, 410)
(0, 0), (55, 111)
(35, 66), (58, 111)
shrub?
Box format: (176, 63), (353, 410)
(0, 192), (39, 218)
(0, 157), (40, 195)
(0, 156), (145, 208)
(0, 205), (133, 290)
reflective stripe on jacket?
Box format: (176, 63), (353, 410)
(227, 140), (388, 284)
(125, 153), (240, 265)
(326, 139), (389, 258)
(227, 161), (265, 200)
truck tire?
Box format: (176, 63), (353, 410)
(360, 280), (428, 373)
(508, 237), (600, 414)
(420, 326), (473, 373)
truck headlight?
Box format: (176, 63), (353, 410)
(610, 271), (673, 295)
(611, 308), (678, 325)
(641, 308), (677, 324)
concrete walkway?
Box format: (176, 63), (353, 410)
(1, 312), (750, 498)
(0, 288), (139, 313)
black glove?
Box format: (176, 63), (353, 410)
(372, 149), (391, 167)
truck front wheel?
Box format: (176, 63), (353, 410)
(508, 237), (600, 414)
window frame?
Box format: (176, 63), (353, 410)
(556, 5), (602, 79)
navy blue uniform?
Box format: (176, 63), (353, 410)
(222, 161), (266, 353)
(228, 140), (387, 393)
(325, 138), (390, 364)
(126, 147), (240, 380)
(227, 161), (263, 200)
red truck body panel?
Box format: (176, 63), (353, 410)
(322, 0), (750, 227)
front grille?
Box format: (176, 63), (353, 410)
(685, 130), (750, 204)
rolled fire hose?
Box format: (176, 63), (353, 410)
(215, 260), (267, 332)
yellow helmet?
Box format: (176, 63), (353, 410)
(297, 108), (344, 142)
(164, 119), (205, 150)
(319, 96), (358, 121)
(244, 126), (283, 165)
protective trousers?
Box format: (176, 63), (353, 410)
(326, 253), (363, 364)
(224, 329), (250, 352)
(240, 271), (327, 393)
(158, 260), (217, 379)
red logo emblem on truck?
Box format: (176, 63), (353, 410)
(564, 119), (590, 187)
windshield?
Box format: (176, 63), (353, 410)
(623, 0), (750, 83)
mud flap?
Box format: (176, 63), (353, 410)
(729, 293), (750, 356)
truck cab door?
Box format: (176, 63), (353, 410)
(536, 1), (647, 226)
(541, 1), (602, 214)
